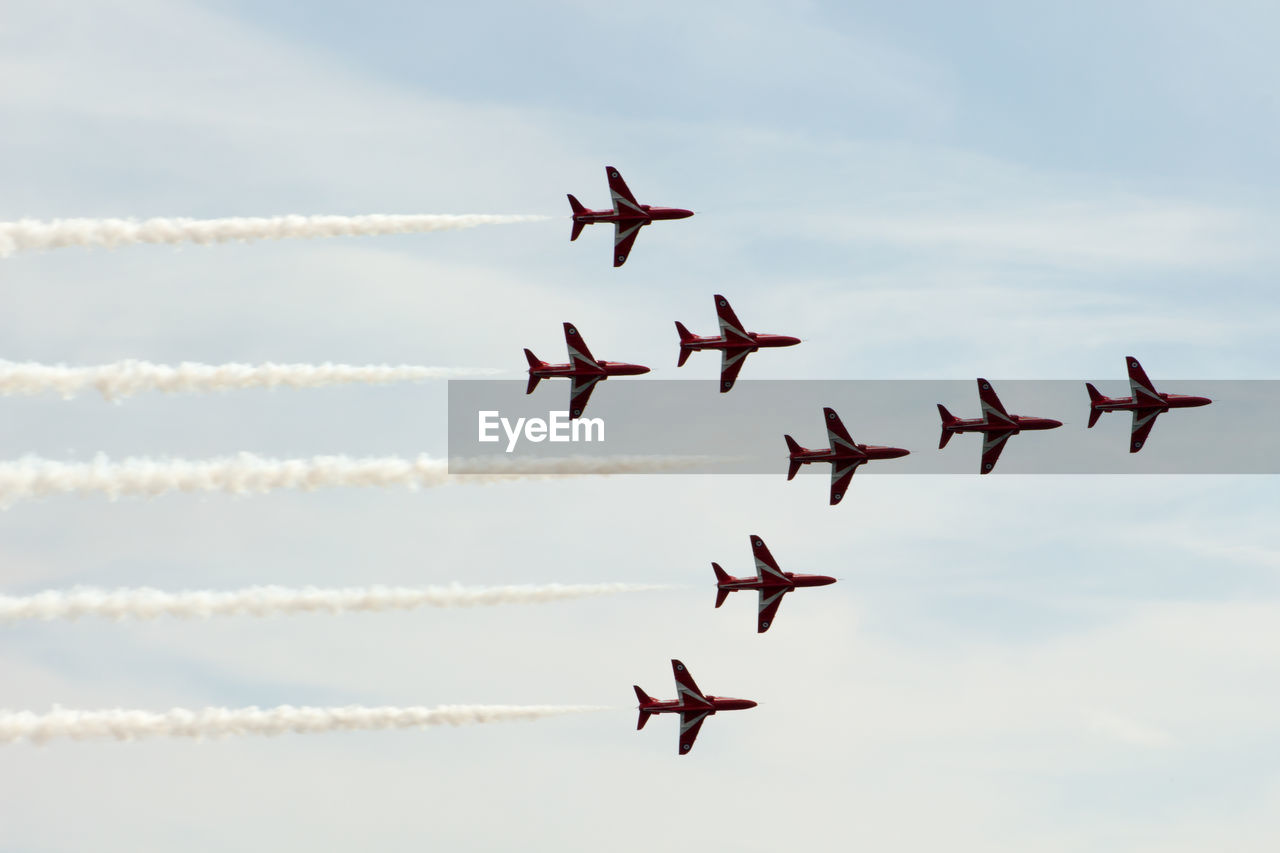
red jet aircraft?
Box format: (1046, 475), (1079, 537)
(567, 166), (693, 267)
(675, 294), (801, 392)
(524, 323), (649, 418)
(634, 659), (757, 755)
(938, 379), (1063, 474)
(1086, 356), (1212, 453)
(712, 535), (836, 633)
(784, 407), (910, 505)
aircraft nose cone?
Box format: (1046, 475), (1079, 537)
(1045, 419), (1064, 429)
(779, 336), (802, 347)
(674, 208), (695, 219)
(891, 447), (911, 458)
(743, 700), (758, 709)
(636, 365), (651, 375)
(1193, 397), (1213, 406)
(816, 576), (837, 586)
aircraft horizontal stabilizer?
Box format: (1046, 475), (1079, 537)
(633, 686), (654, 730)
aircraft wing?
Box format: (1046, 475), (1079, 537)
(613, 222), (644, 268)
(678, 709), (710, 755)
(830, 459), (863, 505)
(757, 588), (790, 633)
(568, 375), (603, 419)
(823, 407), (863, 456)
(671, 660), (712, 708)
(977, 379), (1016, 427)
(563, 323), (601, 371)
(980, 429), (1016, 474)
(606, 166), (643, 215)
(1126, 356), (1163, 406)
(750, 535), (788, 582)
(713, 295), (754, 344)
(719, 348), (751, 392)
(1129, 408), (1162, 453)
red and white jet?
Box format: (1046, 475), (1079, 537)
(1086, 356), (1212, 453)
(524, 323), (649, 418)
(784, 407), (911, 505)
(938, 379), (1063, 474)
(713, 535), (836, 633)
(567, 166), (693, 267)
(634, 659), (757, 755)
(675, 294), (801, 392)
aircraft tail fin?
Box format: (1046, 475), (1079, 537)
(524, 349), (545, 395)
(1086, 383), (1105, 428)
(633, 686), (654, 729)
(937, 404), (957, 449)
(712, 562), (732, 607)
(568, 195), (588, 241)
(675, 321), (696, 367)
(784, 435), (804, 480)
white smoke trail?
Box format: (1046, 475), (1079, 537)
(0, 360), (501, 401)
(0, 705), (609, 744)
(0, 453), (718, 507)
(0, 583), (671, 622)
(0, 214), (548, 256)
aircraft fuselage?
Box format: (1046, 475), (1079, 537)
(679, 332), (801, 352)
(638, 696), (758, 716)
(943, 415), (1063, 434)
(1090, 393), (1211, 413)
(716, 572), (837, 593)
(572, 205), (694, 226)
(529, 360), (650, 380)
(790, 445), (911, 465)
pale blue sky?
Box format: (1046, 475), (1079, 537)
(1, 2), (1278, 851)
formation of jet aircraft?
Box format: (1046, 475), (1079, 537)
(524, 323), (649, 418)
(568, 166), (693, 267)
(712, 535), (836, 633)
(1086, 356), (1212, 453)
(938, 379), (1064, 474)
(784, 407), (911, 504)
(675, 294), (801, 391)
(634, 660), (757, 755)
(557, 169), (1221, 755)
